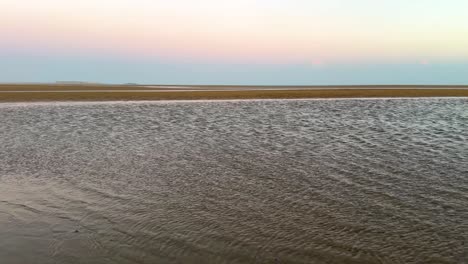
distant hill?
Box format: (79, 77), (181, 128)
(55, 81), (104, 85)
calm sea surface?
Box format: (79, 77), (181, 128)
(0, 98), (467, 264)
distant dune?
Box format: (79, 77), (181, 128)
(0, 84), (467, 102)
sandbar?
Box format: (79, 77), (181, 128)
(0, 84), (467, 102)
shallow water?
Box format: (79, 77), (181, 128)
(0, 98), (467, 264)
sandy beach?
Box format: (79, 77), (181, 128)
(0, 84), (467, 102)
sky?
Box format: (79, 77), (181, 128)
(1, 0), (467, 85)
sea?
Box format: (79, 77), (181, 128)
(0, 98), (467, 264)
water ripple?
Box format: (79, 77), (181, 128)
(0, 98), (467, 263)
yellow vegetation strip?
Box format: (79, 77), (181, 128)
(1, 88), (468, 102)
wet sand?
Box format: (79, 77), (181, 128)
(0, 84), (467, 101)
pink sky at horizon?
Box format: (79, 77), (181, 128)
(2, 0), (468, 65)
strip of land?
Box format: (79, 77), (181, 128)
(0, 84), (467, 102)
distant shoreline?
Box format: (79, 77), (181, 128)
(1, 84), (467, 102)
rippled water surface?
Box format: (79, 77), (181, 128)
(1, 99), (467, 264)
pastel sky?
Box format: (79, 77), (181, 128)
(1, 0), (467, 84)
